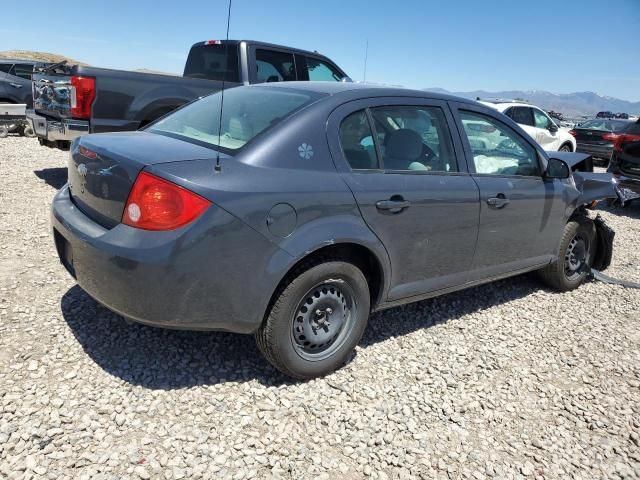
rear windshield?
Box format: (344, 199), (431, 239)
(578, 119), (630, 132)
(148, 87), (320, 153)
(183, 44), (240, 82)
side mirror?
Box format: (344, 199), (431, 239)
(340, 76), (353, 83)
(545, 157), (571, 179)
(548, 123), (559, 133)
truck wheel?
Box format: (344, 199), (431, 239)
(0, 126), (8, 138)
(22, 124), (36, 138)
(256, 261), (370, 380)
(538, 218), (596, 292)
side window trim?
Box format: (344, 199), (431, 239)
(364, 108), (384, 170)
(453, 105), (545, 178)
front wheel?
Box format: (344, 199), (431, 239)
(558, 144), (572, 152)
(538, 218), (596, 291)
(256, 261), (370, 379)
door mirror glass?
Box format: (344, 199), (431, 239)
(545, 157), (570, 179)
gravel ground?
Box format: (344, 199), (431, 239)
(1, 135), (640, 480)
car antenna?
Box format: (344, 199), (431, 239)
(215, 0), (233, 173)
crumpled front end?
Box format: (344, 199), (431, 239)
(571, 171), (624, 207)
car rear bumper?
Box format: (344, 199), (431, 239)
(576, 143), (612, 160)
(27, 110), (89, 142)
(51, 185), (287, 333)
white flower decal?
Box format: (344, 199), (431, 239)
(298, 143), (314, 160)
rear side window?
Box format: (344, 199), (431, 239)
(506, 107), (534, 126)
(460, 111), (540, 176)
(184, 44), (240, 82)
(0, 63), (13, 74)
(339, 111), (378, 169)
(12, 64), (34, 80)
(304, 57), (343, 81)
(255, 49), (296, 83)
(149, 87), (318, 153)
(370, 106), (457, 172)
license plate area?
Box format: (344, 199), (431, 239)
(53, 228), (76, 278)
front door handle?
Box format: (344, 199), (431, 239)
(487, 195), (510, 209)
(376, 198), (411, 214)
(9, 83), (23, 89)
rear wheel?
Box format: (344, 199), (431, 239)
(22, 124), (36, 138)
(559, 143), (572, 152)
(0, 125), (8, 138)
(538, 218), (596, 291)
(256, 261), (370, 379)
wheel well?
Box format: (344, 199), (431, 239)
(267, 243), (385, 316)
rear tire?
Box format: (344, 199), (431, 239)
(559, 143), (572, 152)
(256, 261), (370, 380)
(538, 218), (596, 291)
(0, 126), (8, 138)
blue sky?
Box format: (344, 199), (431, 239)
(2, 0), (639, 100)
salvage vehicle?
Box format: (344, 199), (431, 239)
(0, 59), (51, 107)
(480, 100), (577, 152)
(0, 103), (35, 138)
(607, 119), (640, 204)
(28, 40), (349, 150)
(51, 83), (619, 379)
(569, 119), (632, 166)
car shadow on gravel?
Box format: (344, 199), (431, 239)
(34, 167), (68, 190)
(61, 274), (541, 389)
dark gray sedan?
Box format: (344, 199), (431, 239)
(52, 83), (618, 379)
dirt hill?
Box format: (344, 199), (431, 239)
(0, 50), (89, 66)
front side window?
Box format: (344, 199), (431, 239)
(304, 57), (342, 81)
(148, 87), (319, 152)
(506, 106), (534, 126)
(369, 106), (457, 172)
(255, 49), (296, 83)
(339, 110), (378, 169)
(460, 111), (540, 176)
(533, 109), (553, 129)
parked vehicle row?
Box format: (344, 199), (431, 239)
(569, 119), (633, 165)
(607, 119), (640, 202)
(27, 40), (349, 150)
(51, 83), (619, 379)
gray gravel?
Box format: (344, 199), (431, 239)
(1, 135), (640, 480)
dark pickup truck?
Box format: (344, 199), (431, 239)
(27, 40), (349, 149)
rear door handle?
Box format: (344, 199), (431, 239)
(376, 199), (411, 213)
(487, 195), (510, 209)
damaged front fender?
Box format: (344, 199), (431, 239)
(571, 171), (624, 207)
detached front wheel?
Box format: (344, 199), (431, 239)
(538, 218), (596, 291)
(256, 261), (370, 380)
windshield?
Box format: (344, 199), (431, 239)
(578, 119), (630, 132)
(148, 87), (319, 153)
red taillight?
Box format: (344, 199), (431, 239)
(122, 172), (211, 231)
(568, 129), (577, 137)
(604, 133), (640, 152)
(70, 76), (96, 119)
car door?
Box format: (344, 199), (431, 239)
(0, 63), (12, 100)
(532, 107), (560, 150)
(452, 103), (567, 281)
(327, 97), (480, 301)
(5, 63), (34, 105)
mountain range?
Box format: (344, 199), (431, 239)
(426, 88), (640, 117)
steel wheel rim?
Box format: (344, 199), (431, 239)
(564, 233), (589, 280)
(290, 279), (357, 361)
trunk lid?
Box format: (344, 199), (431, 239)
(32, 72), (74, 119)
(68, 132), (222, 228)
(572, 128), (610, 145)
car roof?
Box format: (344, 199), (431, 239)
(191, 40), (343, 64)
(479, 101), (543, 112)
(248, 81), (478, 105)
(0, 59), (40, 64)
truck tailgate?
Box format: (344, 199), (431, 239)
(32, 73), (73, 118)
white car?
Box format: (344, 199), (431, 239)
(479, 100), (577, 152)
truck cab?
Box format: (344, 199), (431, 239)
(28, 40), (349, 150)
